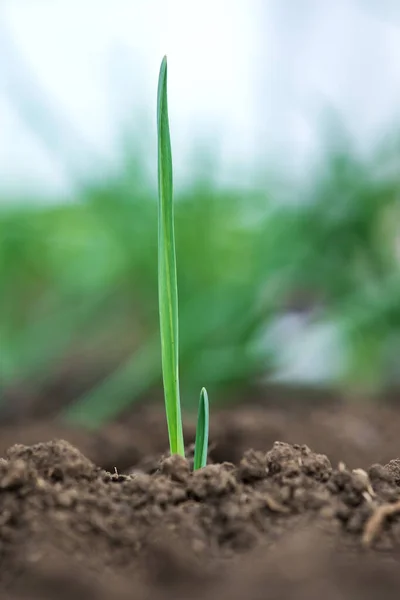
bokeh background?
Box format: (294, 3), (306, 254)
(1, 0), (400, 429)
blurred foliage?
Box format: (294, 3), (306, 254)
(0, 155), (283, 425)
(303, 125), (400, 390)
(1, 120), (399, 425)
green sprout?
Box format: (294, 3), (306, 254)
(193, 387), (209, 470)
(157, 56), (209, 469)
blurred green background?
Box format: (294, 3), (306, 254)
(2, 124), (400, 426)
(1, 1), (400, 428)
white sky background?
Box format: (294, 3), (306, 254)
(0, 0), (400, 199)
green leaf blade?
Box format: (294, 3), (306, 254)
(157, 56), (185, 457)
(193, 387), (209, 470)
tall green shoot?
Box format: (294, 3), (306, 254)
(157, 55), (209, 468)
(157, 56), (184, 457)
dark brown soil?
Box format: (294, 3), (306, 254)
(0, 436), (400, 600)
(0, 384), (400, 598)
(0, 380), (400, 600)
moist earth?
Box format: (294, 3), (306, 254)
(0, 386), (400, 598)
(0, 432), (400, 598)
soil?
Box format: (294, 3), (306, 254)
(0, 385), (400, 598)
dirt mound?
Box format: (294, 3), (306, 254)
(0, 437), (399, 599)
(1, 401), (399, 474)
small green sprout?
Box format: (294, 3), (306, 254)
(193, 388), (209, 471)
(157, 56), (209, 469)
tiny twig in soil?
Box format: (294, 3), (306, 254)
(263, 494), (290, 513)
(362, 499), (400, 547)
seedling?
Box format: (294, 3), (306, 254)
(157, 56), (209, 469)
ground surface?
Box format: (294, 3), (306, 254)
(0, 386), (400, 598)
